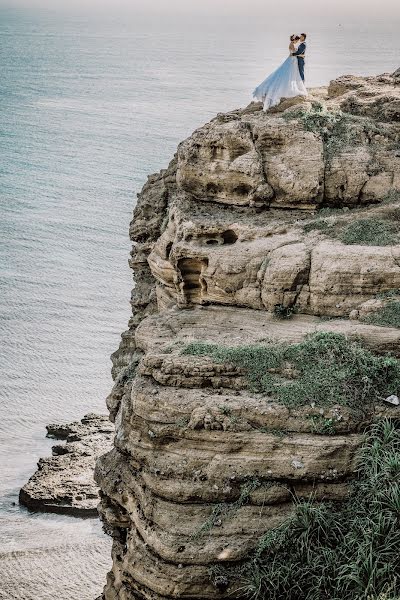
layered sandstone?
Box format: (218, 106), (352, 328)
(20, 414), (113, 516)
(96, 71), (400, 599)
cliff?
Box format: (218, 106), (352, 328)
(95, 71), (400, 600)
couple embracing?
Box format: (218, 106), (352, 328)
(253, 33), (308, 111)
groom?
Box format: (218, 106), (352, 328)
(292, 33), (307, 82)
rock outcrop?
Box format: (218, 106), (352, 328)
(20, 414), (114, 516)
(95, 71), (400, 599)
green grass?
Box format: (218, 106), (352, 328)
(308, 415), (337, 435)
(182, 332), (400, 411)
(258, 427), (286, 438)
(376, 289), (400, 300)
(209, 419), (400, 600)
(364, 301), (400, 328)
(302, 215), (400, 246)
(303, 219), (334, 234)
(339, 219), (399, 246)
(192, 479), (261, 539)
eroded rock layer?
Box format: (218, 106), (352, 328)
(96, 71), (400, 599)
(20, 414), (113, 516)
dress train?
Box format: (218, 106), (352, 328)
(253, 55), (307, 111)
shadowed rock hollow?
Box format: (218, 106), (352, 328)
(95, 71), (400, 600)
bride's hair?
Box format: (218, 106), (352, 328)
(290, 34), (300, 42)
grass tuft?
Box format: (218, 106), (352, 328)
(303, 219), (334, 234)
(376, 289), (400, 300)
(364, 301), (400, 329)
(193, 479), (261, 539)
(182, 332), (400, 410)
(209, 419), (400, 600)
(273, 304), (297, 320)
(339, 219), (399, 246)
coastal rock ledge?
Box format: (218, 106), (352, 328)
(20, 414), (114, 516)
(95, 71), (400, 599)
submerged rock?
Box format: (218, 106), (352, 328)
(20, 414), (114, 517)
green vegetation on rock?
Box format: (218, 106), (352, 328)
(272, 303), (297, 320)
(377, 289), (400, 300)
(302, 214), (400, 246)
(308, 414), (337, 435)
(209, 419), (400, 600)
(303, 218), (334, 234)
(193, 478), (261, 539)
(117, 357), (140, 385)
(284, 103), (380, 164)
(182, 332), (400, 410)
(339, 218), (398, 246)
(365, 301), (400, 328)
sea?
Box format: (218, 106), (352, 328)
(0, 6), (398, 599)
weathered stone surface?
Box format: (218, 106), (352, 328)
(306, 241), (400, 316)
(135, 306), (400, 358)
(20, 414), (114, 516)
(111, 159), (177, 380)
(96, 71), (400, 600)
(327, 72), (400, 123)
(146, 196), (400, 317)
(96, 307), (399, 598)
(174, 73), (400, 213)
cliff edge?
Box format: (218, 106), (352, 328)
(95, 71), (400, 600)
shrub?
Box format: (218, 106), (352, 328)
(182, 332), (400, 411)
(273, 304), (297, 319)
(209, 419), (400, 600)
(303, 219), (333, 234)
(339, 219), (398, 246)
(117, 358), (140, 385)
(303, 215), (400, 246)
(365, 301), (400, 328)
(382, 189), (400, 205)
(295, 103), (343, 136)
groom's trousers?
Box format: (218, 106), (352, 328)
(297, 57), (305, 82)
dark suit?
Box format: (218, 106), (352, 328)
(292, 42), (306, 82)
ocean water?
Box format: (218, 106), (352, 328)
(0, 7), (398, 599)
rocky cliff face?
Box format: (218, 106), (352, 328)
(95, 71), (400, 599)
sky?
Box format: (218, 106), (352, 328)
(1, 0), (399, 19)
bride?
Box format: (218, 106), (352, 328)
(253, 35), (307, 111)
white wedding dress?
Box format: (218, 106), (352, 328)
(253, 50), (307, 111)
